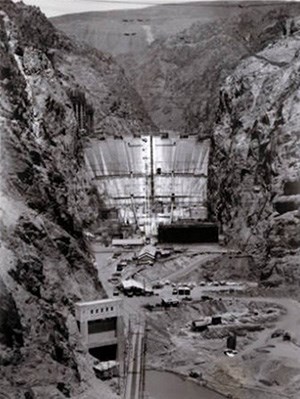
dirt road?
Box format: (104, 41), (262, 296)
(164, 254), (221, 282)
(238, 296), (300, 356)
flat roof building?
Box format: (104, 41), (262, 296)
(75, 298), (123, 362)
(112, 238), (144, 247)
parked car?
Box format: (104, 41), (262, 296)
(109, 276), (120, 285)
(182, 296), (192, 302)
(113, 288), (120, 296)
(116, 264), (123, 272)
(161, 297), (180, 307)
(172, 288), (178, 295)
(144, 288), (154, 296)
(152, 282), (164, 289)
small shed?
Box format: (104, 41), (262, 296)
(137, 245), (156, 265)
(211, 316), (222, 325)
(177, 286), (191, 297)
(191, 318), (210, 332)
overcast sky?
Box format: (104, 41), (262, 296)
(12, 0), (223, 17)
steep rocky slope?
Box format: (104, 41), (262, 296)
(209, 19), (300, 286)
(53, 2), (300, 133)
(51, 3), (242, 58)
(0, 0), (153, 397)
(122, 3), (300, 133)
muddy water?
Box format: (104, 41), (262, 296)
(145, 370), (226, 399)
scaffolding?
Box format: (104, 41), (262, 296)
(84, 135), (210, 236)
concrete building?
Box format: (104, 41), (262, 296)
(75, 298), (123, 361)
(112, 238), (144, 247)
(158, 222), (219, 243)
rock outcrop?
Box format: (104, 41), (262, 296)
(209, 18), (300, 285)
(0, 0), (153, 397)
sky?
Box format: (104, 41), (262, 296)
(12, 0), (222, 17)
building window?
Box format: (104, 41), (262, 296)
(96, 309), (99, 313)
(101, 308), (103, 313)
(106, 307), (109, 312)
(90, 309), (94, 314)
(111, 307), (114, 311)
(88, 317), (117, 334)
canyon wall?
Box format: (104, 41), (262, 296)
(209, 19), (300, 285)
(54, 3), (300, 135)
(0, 1), (153, 397)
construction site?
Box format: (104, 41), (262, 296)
(76, 133), (300, 399)
(1, 2), (300, 399)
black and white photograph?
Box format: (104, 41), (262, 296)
(0, 0), (300, 398)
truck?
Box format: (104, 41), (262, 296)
(161, 297), (180, 307)
(177, 286), (191, 297)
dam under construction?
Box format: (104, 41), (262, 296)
(2, 2), (299, 399)
(84, 134), (212, 239)
(79, 133), (263, 399)
(78, 130), (298, 399)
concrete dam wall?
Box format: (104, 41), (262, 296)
(84, 135), (210, 235)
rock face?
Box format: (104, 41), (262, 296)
(1, 0), (300, 396)
(123, 4), (300, 134)
(51, 3), (243, 58)
(0, 0), (153, 397)
(53, 3), (300, 133)
(209, 19), (300, 284)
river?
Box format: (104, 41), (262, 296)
(145, 370), (226, 399)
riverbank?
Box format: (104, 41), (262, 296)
(92, 243), (300, 399)
(145, 368), (226, 399)
(145, 296), (300, 399)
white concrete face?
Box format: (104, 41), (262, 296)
(75, 299), (123, 349)
(75, 298), (123, 322)
(84, 135), (210, 232)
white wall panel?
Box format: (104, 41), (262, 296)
(84, 135), (210, 227)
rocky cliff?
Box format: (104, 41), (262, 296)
(53, 2), (300, 134)
(209, 17), (300, 286)
(51, 3), (242, 58)
(122, 3), (300, 134)
(0, 0), (153, 397)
